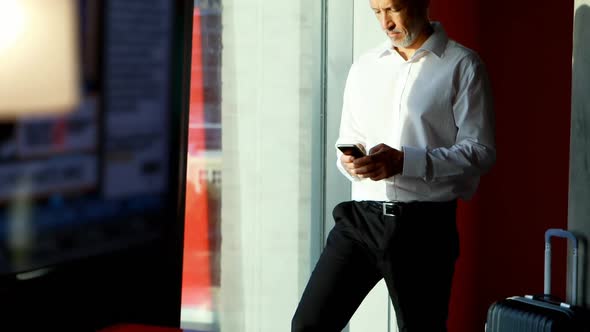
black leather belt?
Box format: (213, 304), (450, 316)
(365, 200), (457, 217)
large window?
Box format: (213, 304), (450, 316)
(181, 0), (322, 331)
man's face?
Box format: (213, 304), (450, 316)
(369, 0), (427, 48)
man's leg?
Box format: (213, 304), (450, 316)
(292, 203), (382, 332)
(382, 206), (459, 332)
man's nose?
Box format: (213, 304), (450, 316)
(379, 14), (391, 31)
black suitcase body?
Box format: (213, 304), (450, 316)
(487, 295), (588, 331)
(486, 229), (590, 332)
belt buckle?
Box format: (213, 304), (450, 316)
(382, 202), (399, 217)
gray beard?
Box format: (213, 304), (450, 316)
(391, 30), (417, 48)
(391, 21), (426, 48)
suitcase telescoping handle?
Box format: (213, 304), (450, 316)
(544, 228), (578, 305)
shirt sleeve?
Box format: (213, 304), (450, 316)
(335, 63), (366, 182)
(402, 55), (496, 182)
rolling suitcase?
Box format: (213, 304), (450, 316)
(485, 228), (590, 332)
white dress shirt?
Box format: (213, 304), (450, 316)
(336, 22), (496, 202)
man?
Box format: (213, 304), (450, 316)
(292, 0), (495, 331)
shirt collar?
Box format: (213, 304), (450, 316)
(378, 21), (449, 59)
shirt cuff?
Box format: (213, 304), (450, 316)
(402, 146), (427, 178)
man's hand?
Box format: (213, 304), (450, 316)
(340, 154), (359, 177)
(353, 144), (404, 181)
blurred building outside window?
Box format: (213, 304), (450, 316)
(181, 0), (317, 331)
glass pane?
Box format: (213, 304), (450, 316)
(181, 0), (319, 331)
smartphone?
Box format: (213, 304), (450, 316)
(337, 144), (366, 158)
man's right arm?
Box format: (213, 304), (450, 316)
(335, 63), (366, 182)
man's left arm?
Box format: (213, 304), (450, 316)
(402, 56), (496, 182)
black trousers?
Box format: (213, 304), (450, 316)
(292, 200), (459, 332)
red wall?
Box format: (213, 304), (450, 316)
(429, 1), (574, 331)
